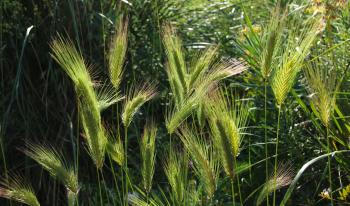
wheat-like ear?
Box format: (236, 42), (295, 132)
(204, 58), (247, 84)
(256, 162), (294, 206)
(140, 121), (157, 194)
(50, 36), (92, 86)
(206, 90), (249, 179)
(0, 175), (40, 206)
(51, 37), (107, 169)
(122, 82), (157, 127)
(78, 97), (107, 169)
(260, 5), (286, 79)
(163, 148), (188, 204)
(270, 17), (322, 105)
(304, 61), (338, 127)
(108, 18), (128, 89)
(106, 128), (125, 166)
(162, 24), (187, 99)
(23, 143), (79, 195)
(96, 83), (124, 111)
(128, 195), (157, 206)
(176, 126), (219, 198)
(187, 46), (218, 88)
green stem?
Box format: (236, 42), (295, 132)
(231, 180), (236, 206)
(326, 126), (334, 206)
(97, 169), (103, 206)
(273, 106), (281, 206)
(109, 156), (122, 203)
(121, 159), (125, 204)
(101, 171), (112, 205)
(0, 126), (11, 206)
(124, 127), (128, 206)
(264, 80), (269, 206)
(67, 190), (77, 206)
(234, 157), (243, 206)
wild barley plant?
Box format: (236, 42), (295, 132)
(269, 14), (322, 206)
(235, 7), (286, 205)
(51, 20), (129, 205)
(50, 37), (110, 169)
(0, 175), (40, 206)
(259, 9), (286, 204)
(206, 90), (249, 205)
(121, 82), (157, 203)
(140, 121), (157, 195)
(176, 126), (219, 200)
(304, 60), (341, 204)
(24, 143), (79, 206)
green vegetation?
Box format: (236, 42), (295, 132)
(1, 0), (350, 205)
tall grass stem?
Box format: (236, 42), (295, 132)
(273, 106), (281, 206)
(124, 127), (128, 206)
(326, 127), (334, 206)
(264, 81), (269, 206)
(97, 169), (103, 206)
(231, 180), (236, 206)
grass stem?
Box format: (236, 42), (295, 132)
(273, 106), (282, 206)
(231, 180), (236, 206)
(97, 169), (103, 206)
(124, 127), (129, 206)
(326, 126), (334, 206)
(264, 80), (269, 206)
(234, 157), (243, 206)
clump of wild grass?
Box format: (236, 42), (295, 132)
(0, 175), (40, 206)
(256, 162), (294, 206)
(140, 121), (157, 194)
(176, 126), (219, 198)
(50, 37), (111, 169)
(122, 82), (157, 128)
(23, 143), (79, 196)
(108, 19), (128, 90)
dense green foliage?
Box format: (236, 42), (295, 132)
(1, 0), (350, 205)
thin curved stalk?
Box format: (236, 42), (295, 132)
(272, 106), (281, 206)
